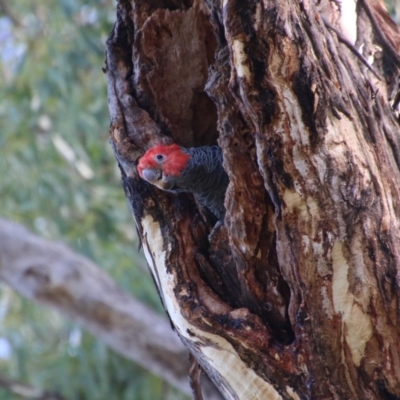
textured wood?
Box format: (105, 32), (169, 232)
(106, 0), (400, 398)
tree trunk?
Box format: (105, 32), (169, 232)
(105, 0), (400, 398)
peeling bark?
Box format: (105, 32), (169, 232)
(106, 0), (400, 398)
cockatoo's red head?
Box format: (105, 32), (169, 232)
(137, 144), (190, 190)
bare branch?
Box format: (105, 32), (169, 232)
(0, 374), (65, 400)
(0, 217), (222, 400)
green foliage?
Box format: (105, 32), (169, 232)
(0, 1), (185, 399)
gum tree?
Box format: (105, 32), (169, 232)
(106, 0), (400, 398)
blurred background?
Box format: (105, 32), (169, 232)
(0, 0), (399, 399)
(0, 0), (187, 399)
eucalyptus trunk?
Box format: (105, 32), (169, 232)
(106, 0), (400, 398)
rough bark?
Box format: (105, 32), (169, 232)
(0, 218), (222, 399)
(106, 0), (400, 398)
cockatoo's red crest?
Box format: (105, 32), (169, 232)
(138, 144), (190, 177)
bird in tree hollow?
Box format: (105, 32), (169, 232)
(137, 144), (229, 220)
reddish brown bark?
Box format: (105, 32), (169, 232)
(106, 0), (400, 398)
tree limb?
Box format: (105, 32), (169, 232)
(0, 374), (65, 400)
(0, 217), (222, 400)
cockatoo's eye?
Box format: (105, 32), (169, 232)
(155, 154), (165, 162)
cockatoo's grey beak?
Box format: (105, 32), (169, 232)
(142, 168), (161, 183)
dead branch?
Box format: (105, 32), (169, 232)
(0, 217), (222, 400)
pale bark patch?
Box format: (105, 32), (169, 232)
(282, 190), (318, 225)
(332, 241), (373, 366)
(286, 385), (301, 400)
(337, 0), (358, 45)
(142, 216), (175, 318)
(232, 38), (251, 82)
(202, 345), (283, 400)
